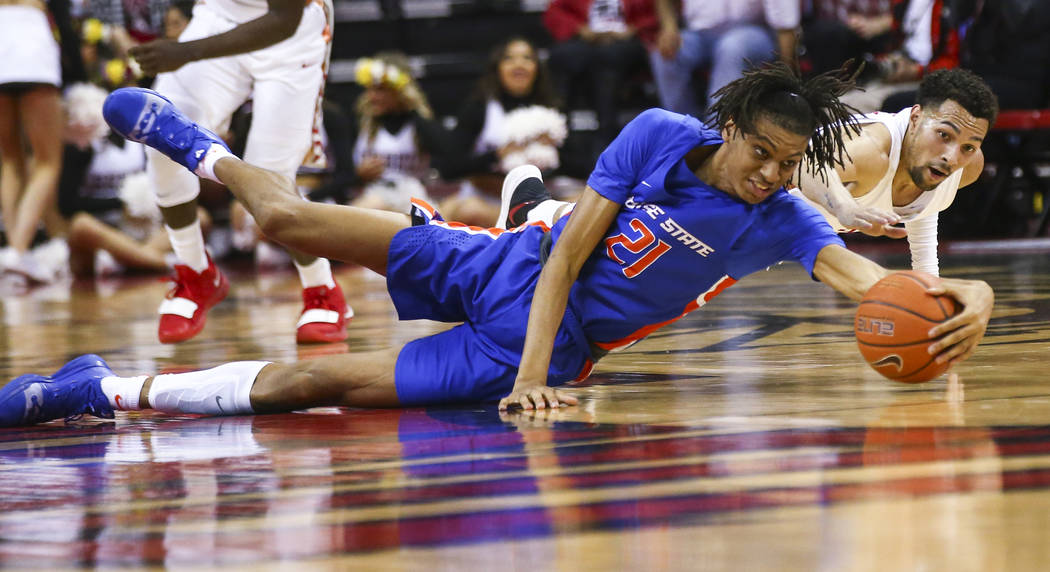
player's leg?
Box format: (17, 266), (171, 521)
(212, 156), (409, 274)
(246, 33), (351, 343)
(145, 7), (254, 342)
(0, 349), (402, 427)
(495, 164), (574, 229)
(103, 87), (412, 275)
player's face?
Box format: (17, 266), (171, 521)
(499, 40), (538, 97)
(720, 117), (809, 204)
(904, 100), (988, 192)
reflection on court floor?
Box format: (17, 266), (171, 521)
(1, 242), (1049, 570)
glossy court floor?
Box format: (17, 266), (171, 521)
(1, 239), (1049, 571)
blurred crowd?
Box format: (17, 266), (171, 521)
(0, 0), (1048, 292)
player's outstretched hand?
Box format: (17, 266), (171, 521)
(499, 384), (578, 411)
(926, 278), (994, 366)
(130, 40), (194, 76)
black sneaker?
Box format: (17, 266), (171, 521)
(496, 165), (551, 229)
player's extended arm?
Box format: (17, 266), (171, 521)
(130, 0), (305, 75)
(498, 187), (620, 411)
(813, 244), (994, 366)
(797, 156), (904, 237)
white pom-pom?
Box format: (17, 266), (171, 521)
(498, 106), (568, 146)
(64, 83), (110, 147)
(118, 172), (161, 223)
(523, 142), (560, 171)
(499, 150), (530, 173)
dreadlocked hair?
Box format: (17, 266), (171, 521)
(706, 61), (861, 184)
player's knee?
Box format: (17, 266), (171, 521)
(69, 213), (100, 245)
(253, 199), (300, 242)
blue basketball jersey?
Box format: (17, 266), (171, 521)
(557, 108), (844, 352)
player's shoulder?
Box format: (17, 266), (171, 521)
(842, 122), (892, 182)
(630, 108), (702, 132)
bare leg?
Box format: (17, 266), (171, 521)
(135, 348), (402, 411)
(7, 88), (62, 252)
(0, 94), (26, 243)
(68, 213), (170, 274)
(212, 156), (410, 275)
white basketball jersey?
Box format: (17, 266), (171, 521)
(792, 108), (964, 275)
(200, 0), (318, 23)
(797, 108), (963, 232)
(353, 122), (428, 181)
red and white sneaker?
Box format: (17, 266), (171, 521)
(157, 256), (229, 344)
(296, 282), (353, 344)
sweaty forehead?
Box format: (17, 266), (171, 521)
(922, 100), (989, 139)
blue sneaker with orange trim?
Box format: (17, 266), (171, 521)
(102, 87), (229, 173)
(0, 355), (115, 427)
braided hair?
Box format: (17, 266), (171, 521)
(707, 62), (860, 184)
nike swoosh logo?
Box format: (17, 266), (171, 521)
(640, 181), (652, 188)
(873, 355), (904, 371)
(215, 396), (225, 413)
(115, 394), (124, 410)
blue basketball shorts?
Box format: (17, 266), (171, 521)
(385, 222), (594, 405)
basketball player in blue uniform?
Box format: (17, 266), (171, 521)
(0, 64), (994, 426)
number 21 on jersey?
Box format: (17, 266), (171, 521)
(605, 218), (670, 278)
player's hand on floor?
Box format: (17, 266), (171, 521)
(926, 279), (994, 366)
(499, 385), (578, 411)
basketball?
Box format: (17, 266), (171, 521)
(855, 271), (960, 383)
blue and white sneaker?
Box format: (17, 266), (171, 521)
(102, 87), (230, 174)
(0, 355), (116, 427)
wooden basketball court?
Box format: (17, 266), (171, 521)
(2, 238), (1049, 570)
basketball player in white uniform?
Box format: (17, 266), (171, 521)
(129, 0), (351, 344)
(792, 68), (998, 276)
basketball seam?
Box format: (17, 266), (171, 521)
(857, 300), (950, 323)
(897, 272), (954, 319)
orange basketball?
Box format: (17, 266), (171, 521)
(855, 271), (959, 383)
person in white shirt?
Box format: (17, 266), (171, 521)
(792, 68), (998, 276)
(127, 0), (352, 345)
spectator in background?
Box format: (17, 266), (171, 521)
(91, 0), (170, 57)
(343, 53), (445, 212)
(908, 0), (1050, 110)
(649, 0), (800, 119)
(438, 37), (566, 227)
(800, 0), (893, 76)
(57, 83), (193, 277)
(0, 0), (86, 285)
(839, 0), (963, 112)
(543, 0), (659, 148)
(164, 0), (194, 41)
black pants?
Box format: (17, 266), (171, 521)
(547, 36), (649, 144)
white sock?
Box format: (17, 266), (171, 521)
(193, 143), (235, 184)
(100, 375), (148, 411)
(295, 257), (336, 289)
(165, 221), (208, 273)
(527, 200), (573, 227)
(147, 361), (269, 416)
